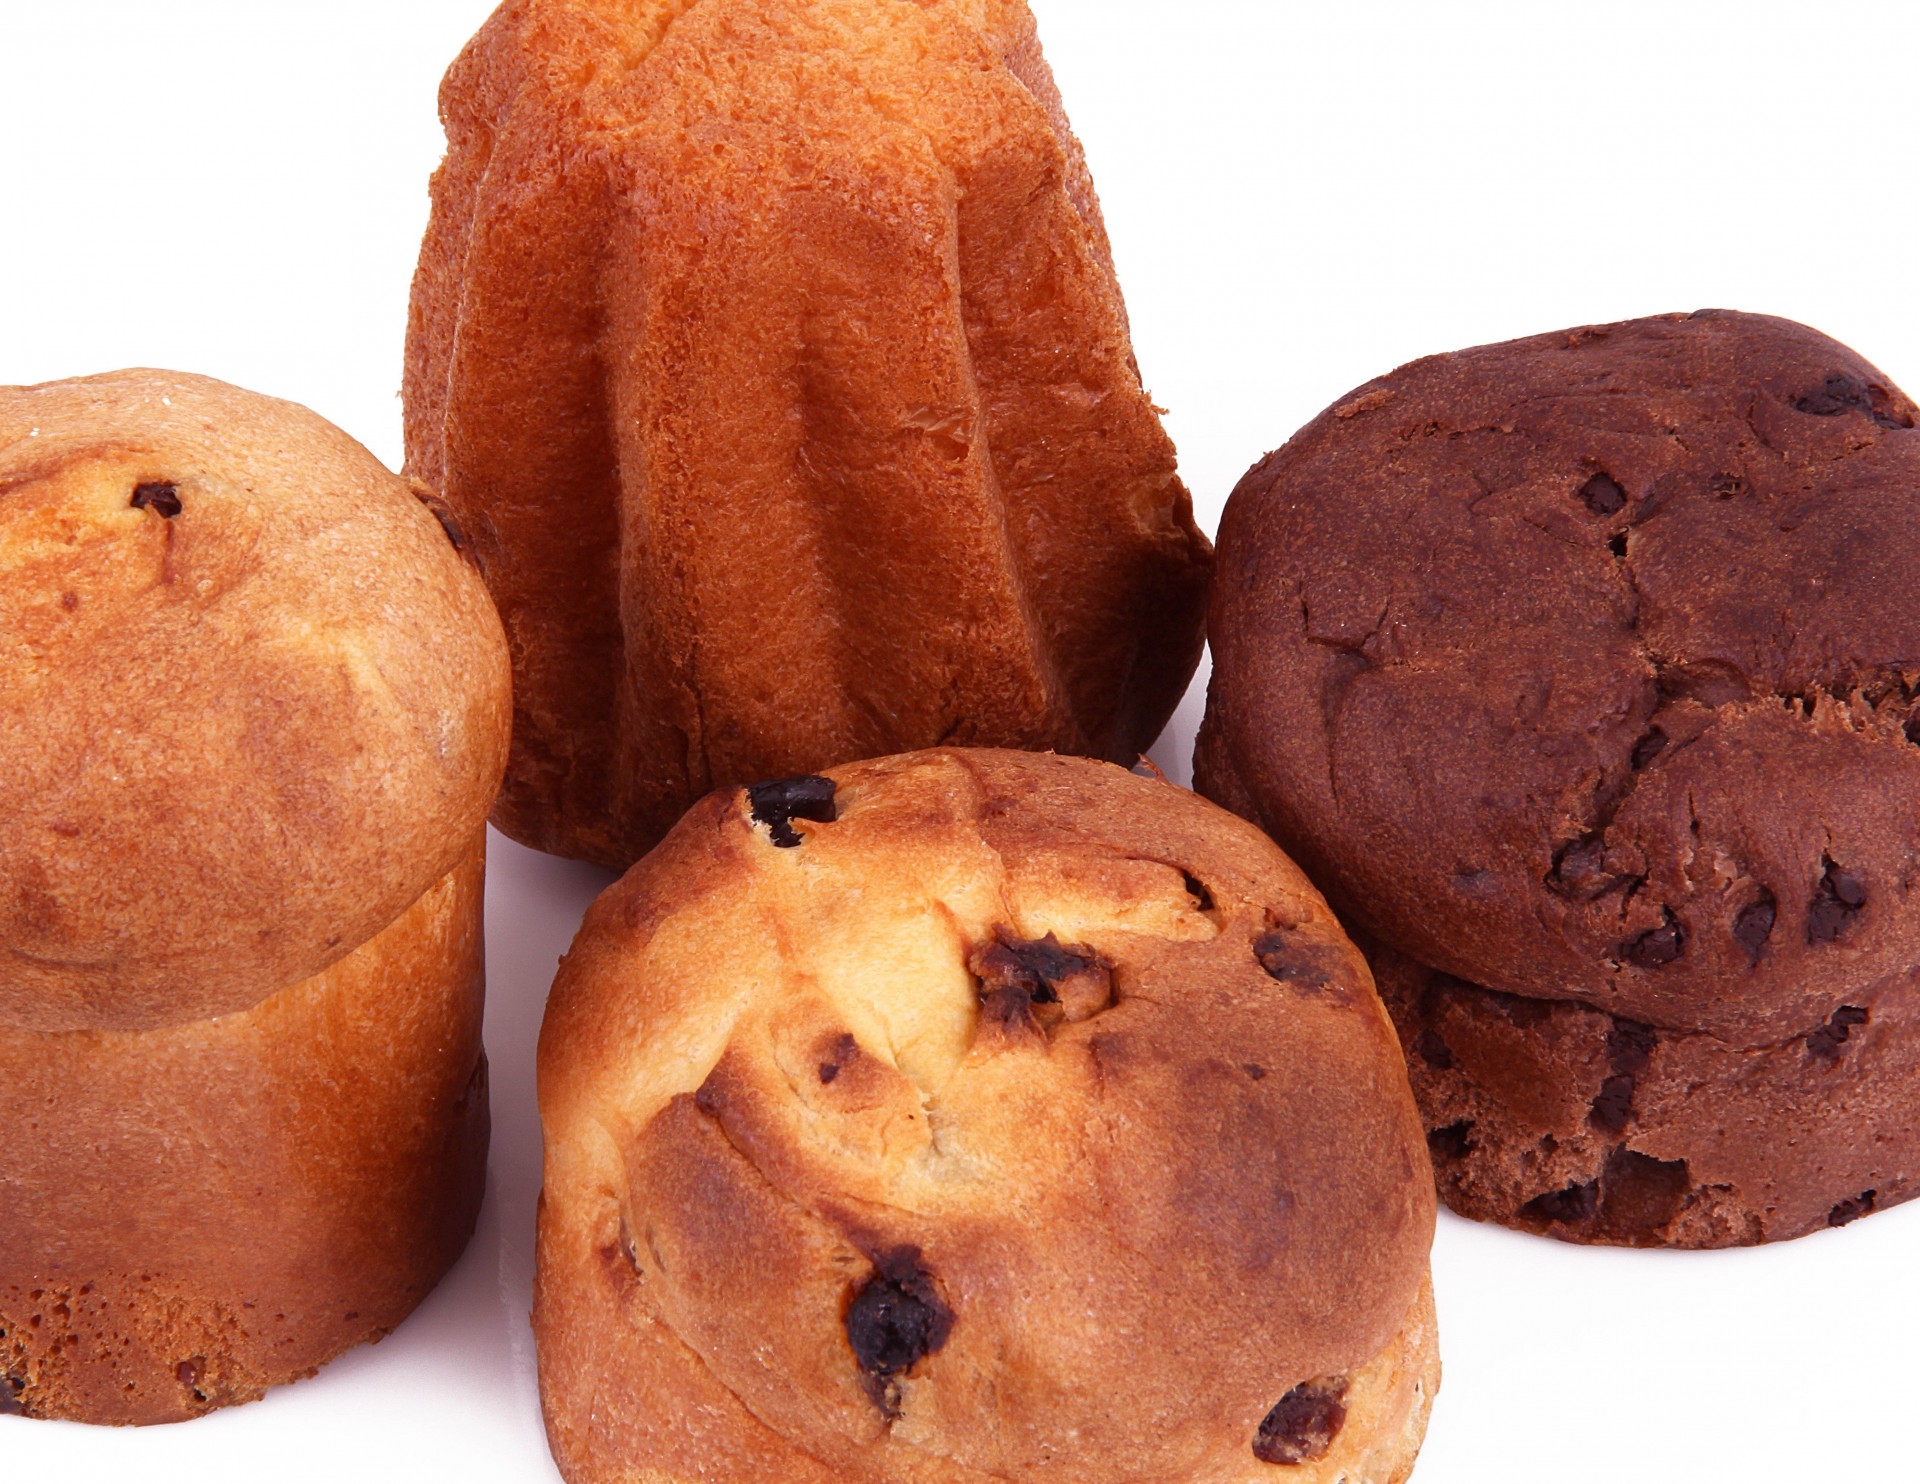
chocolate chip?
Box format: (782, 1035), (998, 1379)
(0, 1373), (23, 1416)
(1428, 1121), (1474, 1161)
(1807, 859), (1866, 943)
(1253, 1376), (1349, 1466)
(1828, 1190), (1877, 1227)
(746, 775), (837, 848)
(1807, 1005), (1869, 1061)
(1547, 836), (1623, 901)
(1251, 933), (1347, 997)
(971, 930), (1113, 1031)
(816, 1032), (857, 1083)
(1579, 472), (1627, 515)
(130, 480), (182, 517)
(846, 1249), (952, 1412)
(818, 1061), (841, 1084)
(1414, 1028), (1454, 1070)
(1589, 1075), (1637, 1136)
(1791, 372), (1910, 427)
(1733, 893), (1776, 959)
(1243, 1063), (1268, 1080)
(1630, 730), (1667, 770)
(1623, 910), (1685, 969)
(1519, 1179), (1600, 1226)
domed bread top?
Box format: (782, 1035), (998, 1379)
(1199, 311), (1920, 1047)
(0, 369), (512, 1033)
(537, 748), (1433, 1484)
(405, 0), (1211, 869)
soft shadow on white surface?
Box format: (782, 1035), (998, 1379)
(4, 3), (1919, 1482)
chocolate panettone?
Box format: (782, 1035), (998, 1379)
(404, 0), (1212, 871)
(1197, 310), (1920, 1245)
(536, 748), (1438, 1484)
(0, 369), (512, 1421)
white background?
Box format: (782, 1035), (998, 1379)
(4, 2), (1918, 1480)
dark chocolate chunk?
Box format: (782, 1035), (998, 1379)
(1589, 1075), (1637, 1136)
(1428, 1121), (1474, 1161)
(1807, 859), (1866, 943)
(1579, 472), (1627, 515)
(1547, 836), (1623, 901)
(846, 1249), (952, 1410)
(1253, 1376), (1349, 1466)
(1623, 911), (1685, 969)
(0, 1373), (23, 1416)
(746, 775), (838, 848)
(1791, 372), (1910, 428)
(1590, 1022), (1653, 1133)
(1519, 1179), (1600, 1226)
(971, 930), (1112, 1030)
(818, 1061), (841, 1084)
(1828, 1190), (1877, 1227)
(1252, 932), (1346, 997)
(1807, 1005), (1869, 1061)
(1733, 893), (1776, 959)
(130, 480), (182, 518)
(1243, 1063), (1268, 1081)
(1413, 1028), (1454, 1070)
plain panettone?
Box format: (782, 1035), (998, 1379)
(0, 369), (512, 1421)
(404, 0), (1213, 871)
(535, 748), (1438, 1484)
(1197, 310), (1920, 1245)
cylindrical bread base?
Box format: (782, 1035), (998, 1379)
(0, 837), (490, 1424)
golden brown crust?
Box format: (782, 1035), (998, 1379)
(0, 842), (490, 1424)
(535, 749), (1434, 1484)
(405, 0), (1211, 870)
(0, 370), (513, 1031)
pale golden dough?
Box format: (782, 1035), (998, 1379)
(0, 370), (511, 1422)
(536, 749), (1436, 1484)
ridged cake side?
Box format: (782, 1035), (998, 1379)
(404, 0), (1211, 869)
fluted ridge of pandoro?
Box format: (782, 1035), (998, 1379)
(405, 0), (1212, 869)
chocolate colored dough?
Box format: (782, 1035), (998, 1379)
(1197, 310), (1920, 1245)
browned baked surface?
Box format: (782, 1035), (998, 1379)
(2, 841), (490, 1424)
(0, 370), (511, 1420)
(405, 0), (1212, 870)
(0, 369), (513, 1033)
(1196, 310), (1920, 1244)
(535, 748), (1435, 1484)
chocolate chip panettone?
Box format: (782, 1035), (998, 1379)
(0, 370), (512, 1421)
(404, 0), (1212, 871)
(1196, 310), (1920, 1246)
(535, 748), (1438, 1484)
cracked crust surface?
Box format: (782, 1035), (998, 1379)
(1196, 309), (1920, 1244)
(535, 748), (1435, 1484)
(0, 369), (512, 1032)
(404, 0), (1211, 871)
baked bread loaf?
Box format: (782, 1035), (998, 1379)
(1196, 310), (1920, 1246)
(0, 369), (512, 1421)
(536, 748), (1437, 1484)
(404, 0), (1212, 871)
